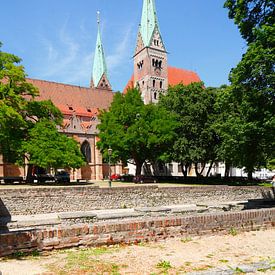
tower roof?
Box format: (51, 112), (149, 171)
(92, 12), (109, 88)
(140, 0), (160, 47)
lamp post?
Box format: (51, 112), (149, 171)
(108, 147), (112, 188)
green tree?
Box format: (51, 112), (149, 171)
(21, 120), (84, 170)
(223, 0), (275, 179)
(159, 82), (219, 178)
(97, 88), (178, 176)
(0, 43), (85, 179)
(224, 0), (274, 43)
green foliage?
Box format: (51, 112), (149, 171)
(97, 88), (178, 175)
(156, 260), (172, 270)
(0, 43), (83, 171)
(224, 0), (274, 43)
(229, 227), (238, 236)
(21, 120), (84, 169)
(222, 1), (275, 177)
(159, 82), (220, 177)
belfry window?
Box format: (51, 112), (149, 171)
(153, 79), (156, 88)
(160, 81), (163, 89)
(137, 60), (144, 70)
(152, 58), (155, 67)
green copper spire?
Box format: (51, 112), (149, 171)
(92, 11), (108, 88)
(140, 0), (159, 46)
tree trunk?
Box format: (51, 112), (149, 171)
(195, 162), (205, 177)
(181, 162), (189, 178)
(224, 163), (230, 178)
(206, 160), (214, 178)
(247, 171), (253, 181)
(135, 160), (143, 176)
(26, 164), (34, 183)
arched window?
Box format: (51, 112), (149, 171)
(81, 140), (91, 163)
(153, 79), (156, 88)
(159, 60), (162, 68)
(160, 81), (163, 89)
(152, 58), (155, 67)
(154, 92), (157, 100)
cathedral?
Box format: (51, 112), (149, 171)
(0, 0), (201, 181)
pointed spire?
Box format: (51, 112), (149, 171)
(92, 11), (109, 88)
(140, 0), (160, 46)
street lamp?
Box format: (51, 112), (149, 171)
(108, 147), (112, 188)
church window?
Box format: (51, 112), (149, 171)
(142, 81), (144, 86)
(159, 60), (162, 68)
(69, 106), (73, 111)
(87, 108), (91, 113)
(81, 140), (91, 163)
(154, 92), (157, 100)
(152, 58), (155, 67)
(160, 81), (163, 89)
(153, 79), (155, 88)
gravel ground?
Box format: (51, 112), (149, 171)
(0, 229), (274, 275)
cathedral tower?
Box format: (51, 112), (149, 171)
(91, 11), (111, 90)
(134, 0), (168, 104)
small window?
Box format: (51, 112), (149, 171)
(160, 81), (163, 89)
(69, 106), (73, 111)
(152, 58), (155, 67)
(154, 92), (157, 100)
(159, 60), (162, 68)
(87, 108), (91, 113)
(178, 164), (183, 173)
(142, 81), (144, 86)
(153, 79), (155, 88)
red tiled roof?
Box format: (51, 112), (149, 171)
(27, 78), (114, 118)
(123, 66), (201, 94)
(168, 66), (201, 86)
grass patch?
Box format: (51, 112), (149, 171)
(229, 227), (238, 236)
(219, 259), (229, 263)
(156, 260), (172, 270)
(228, 266), (245, 274)
(193, 265), (214, 271)
(181, 237), (193, 243)
(46, 246), (122, 275)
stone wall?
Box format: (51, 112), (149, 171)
(0, 208), (274, 256)
(0, 185), (273, 216)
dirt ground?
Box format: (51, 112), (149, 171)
(0, 229), (274, 275)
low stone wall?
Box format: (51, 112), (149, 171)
(0, 185), (273, 216)
(0, 208), (274, 257)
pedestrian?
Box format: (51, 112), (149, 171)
(272, 175), (275, 187)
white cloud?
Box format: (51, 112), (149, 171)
(33, 18), (135, 89)
(106, 24), (135, 72)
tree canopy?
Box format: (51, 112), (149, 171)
(97, 88), (178, 176)
(159, 82), (219, 177)
(222, 0), (275, 178)
(0, 43), (84, 177)
(21, 120), (84, 170)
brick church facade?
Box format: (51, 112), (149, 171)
(0, 0), (202, 181)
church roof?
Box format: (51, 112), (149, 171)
(27, 78), (114, 118)
(92, 13), (109, 88)
(123, 66), (201, 94)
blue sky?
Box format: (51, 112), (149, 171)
(1, 0), (246, 92)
